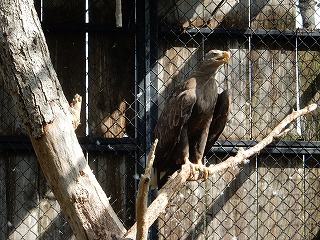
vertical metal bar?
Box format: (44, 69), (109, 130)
(40, 0), (43, 22)
(135, 0), (158, 173)
(147, 0), (158, 150)
(135, 0), (147, 185)
(135, 1), (158, 238)
(248, 0), (253, 140)
(145, 0), (152, 155)
(302, 154), (306, 236)
(248, 2), (259, 239)
(295, 37), (302, 135)
(85, 0), (89, 137)
(148, 4), (158, 239)
(84, 0), (90, 163)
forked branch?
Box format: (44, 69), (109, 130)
(135, 139), (158, 240)
(124, 103), (317, 239)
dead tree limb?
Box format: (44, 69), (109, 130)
(204, 103), (318, 176)
(135, 139), (158, 240)
(124, 103), (317, 239)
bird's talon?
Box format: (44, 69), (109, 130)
(203, 167), (209, 179)
(190, 164), (196, 178)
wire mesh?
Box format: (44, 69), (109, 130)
(0, 0), (320, 239)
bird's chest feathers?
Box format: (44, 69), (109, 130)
(194, 79), (217, 114)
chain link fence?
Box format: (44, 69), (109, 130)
(1, 0), (320, 239)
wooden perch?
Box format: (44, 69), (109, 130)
(124, 103), (317, 239)
(135, 139), (158, 240)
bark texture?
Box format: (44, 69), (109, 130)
(135, 139), (158, 240)
(0, 0), (126, 239)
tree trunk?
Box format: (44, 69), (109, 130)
(0, 0), (126, 239)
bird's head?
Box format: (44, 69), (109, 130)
(204, 49), (230, 66)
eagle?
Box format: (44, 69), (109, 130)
(151, 49), (230, 189)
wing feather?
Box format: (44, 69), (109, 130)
(153, 81), (197, 168)
(204, 90), (230, 155)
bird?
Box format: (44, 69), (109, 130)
(151, 49), (230, 189)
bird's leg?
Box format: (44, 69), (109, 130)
(184, 157), (210, 180)
(183, 157), (197, 179)
(194, 158), (209, 180)
(188, 120), (212, 179)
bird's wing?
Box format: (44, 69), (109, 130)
(204, 90), (230, 155)
(153, 79), (197, 168)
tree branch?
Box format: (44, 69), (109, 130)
(135, 139), (158, 240)
(124, 103), (317, 239)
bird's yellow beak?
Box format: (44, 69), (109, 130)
(220, 51), (230, 63)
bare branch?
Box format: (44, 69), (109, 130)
(135, 139), (158, 240)
(204, 103), (318, 176)
(124, 103), (317, 239)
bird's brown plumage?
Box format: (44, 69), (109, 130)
(152, 50), (230, 189)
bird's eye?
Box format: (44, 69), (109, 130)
(211, 51), (220, 57)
